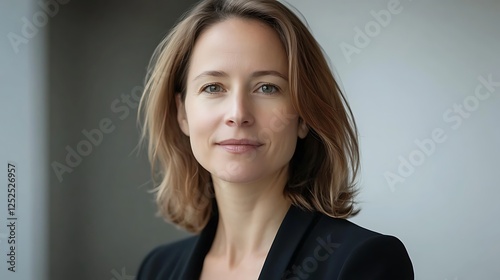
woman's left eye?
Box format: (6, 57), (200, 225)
(258, 84), (279, 95)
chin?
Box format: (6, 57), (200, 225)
(215, 174), (261, 184)
(211, 169), (264, 184)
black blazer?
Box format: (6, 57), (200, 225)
(137, 204), (414, 279)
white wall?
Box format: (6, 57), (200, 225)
(283, 0), (500, 279)
(0, 0), (49, 279)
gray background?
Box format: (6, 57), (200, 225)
(1, 0), (499, 279)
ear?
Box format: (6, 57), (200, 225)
(297, 117), (309, 139)
(175, 93), (190, 136)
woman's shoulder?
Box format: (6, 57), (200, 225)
(311, 212), (410, 253)
(136, 235), (197, 279)
(314, 213), (384, 241)
(296, 212), (414, 279)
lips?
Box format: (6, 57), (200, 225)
(216, 139), (263, 154)
(217, 139), (263, 146)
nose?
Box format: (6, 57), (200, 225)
(225, 87), (255, 127)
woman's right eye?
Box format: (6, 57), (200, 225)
(201, 83), (223, 94)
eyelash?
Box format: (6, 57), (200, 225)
(201, 83), (221, 94)
(200, 83), (280, 95)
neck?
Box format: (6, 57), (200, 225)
(209, 167), (291, 268)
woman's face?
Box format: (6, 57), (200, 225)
(177, 17), (308, 184)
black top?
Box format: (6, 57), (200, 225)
(137, 204), (414, 279)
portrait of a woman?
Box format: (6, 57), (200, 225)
(136, 0), (414, 279)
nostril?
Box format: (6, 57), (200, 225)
(226, 117), (253, 127)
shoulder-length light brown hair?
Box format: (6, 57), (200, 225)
(138, 0), (360, 233)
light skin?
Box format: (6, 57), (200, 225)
(176, 17), (308, 278)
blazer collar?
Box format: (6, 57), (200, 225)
(179, 203), (319, 279)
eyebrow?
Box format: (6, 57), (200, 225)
(192, 70), (288, 82)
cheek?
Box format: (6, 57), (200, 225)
(188, 117), (213, 141)
(259, 106), (299, 138)
(277, 122), (299, 152)
(258, 107), (300, 154)
(185, 106), (217, 153)
(185, 101), (212, 133)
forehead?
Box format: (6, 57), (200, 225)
(187, 17), (288, 77)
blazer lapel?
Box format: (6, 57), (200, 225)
(179, 208), (219, 280)
(258, 205), (319, 280)
(179, 204), (319, 280)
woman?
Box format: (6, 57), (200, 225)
(137, 0), (414, 279)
